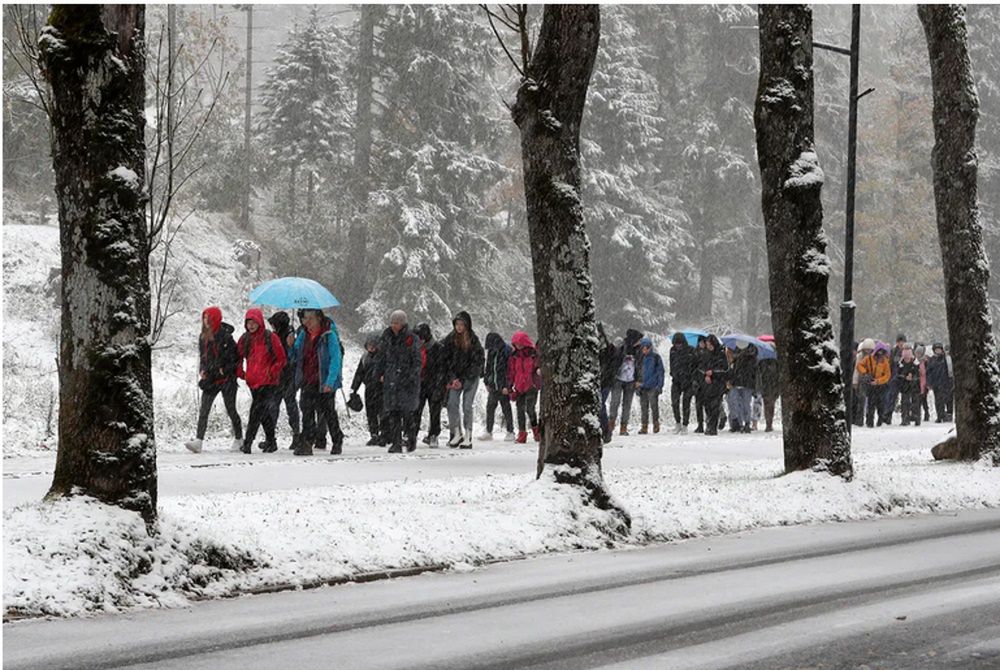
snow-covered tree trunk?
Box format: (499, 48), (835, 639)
(919, 4), (1000, 464)
(755, 5), (852, 478)
(40, 5), (157, 524)
(341, 5), (376, 311)
(512, 6), (626, 524)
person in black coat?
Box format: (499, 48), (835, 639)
(375, 310), (423, 452)
(668, 333), (697, 434)
(441, 310), (485, 448)
(187, 306), (243, 453)
(925, 343), (953, 422)
(351, 334), (384, 446)
(727, 342), (758, 433)
(481, 332), (514, 440)
(414, 322), (448, 447)
(697, 334), (729, 436)
(265, 311), (302, 450)
(895, 346), (922, 426)
(757, 357), (780, 432)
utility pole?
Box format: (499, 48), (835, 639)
(815, 5), (874, 433)
(241, 5), (253, 231)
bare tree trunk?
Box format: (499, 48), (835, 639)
(40, 5), (157, 523)
(919, 4), (1000, 464)
(512, 5), (627, 525)
(341, 5), (377, 311)
(755, 4), (852, 478)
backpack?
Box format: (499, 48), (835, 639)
(239, 330), (276, 362)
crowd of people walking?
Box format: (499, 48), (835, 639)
(186, 307), (954, 456)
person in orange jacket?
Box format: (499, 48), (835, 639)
(236, 308), (287, 453)
(856, 341), (891, 427)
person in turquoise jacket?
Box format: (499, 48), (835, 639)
(637, 336), (665, 434)
(288, 309), (344, 456)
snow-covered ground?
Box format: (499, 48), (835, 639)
(6, 423), (999, 620)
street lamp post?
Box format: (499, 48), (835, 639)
(815, 5), (873, 433)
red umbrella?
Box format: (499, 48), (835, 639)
(758, 334), (775, 343)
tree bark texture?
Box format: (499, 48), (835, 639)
(919, 4), (1000, 464)
(512, 5), (624, 521)
(755, 5), (853, 478)
(341, 4), (377, 312)
(40, 5), (157, 523)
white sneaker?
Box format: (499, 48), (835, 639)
(477, 432), (493, 441)
(672, 424), (682, 434)
(231, 438), (243, 452)
(679, 425), (688, 435)
(448, 432), (464, 447)
(184, 438), (203, 454)
(461, 434), (473, 448)
(503, 432), (516, 442)
(428, 435), (440, 448)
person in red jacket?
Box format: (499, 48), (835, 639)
(236, 308), (286, 453)
(506, 330), (542, 443)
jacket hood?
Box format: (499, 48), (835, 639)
(414, 322), (433, 343)
(218, 322), (234, 337)
(364, 334), (381, 350)
(485, 332), (505, 351)
(624, 329), (643, 349)
(874, 342), (890, 356)
(639, 336), (653, 349)
(453, 311), (473, 331)
(706, 334), (722, 351)
(671, 332), (687, 346)
(203, 306), (223, 335)
(511, 331), (535, 349)
(244, 308), (265, 331)
(267, 311), (291, 335)
(932, 342), (945, 354)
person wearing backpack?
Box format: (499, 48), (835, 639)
(236, 308), (286, 453)
(481, 332), (515, 441)
(289, 309), (345, 455)
(185, 306), (243, 453)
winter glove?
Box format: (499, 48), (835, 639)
(347, 392), (363, 412)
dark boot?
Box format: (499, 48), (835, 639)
(330, 431), (344, 455)
(240, 442), (252, 454)
(694, 424), (704, 434)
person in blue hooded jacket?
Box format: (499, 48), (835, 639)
(636, 337), (665, 434)
(288, 309), (344, 456)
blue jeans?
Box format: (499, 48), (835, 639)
(448, 377), (480, 436)
(728, 387), (753, 425)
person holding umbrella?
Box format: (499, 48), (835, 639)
(266, 311), (301, 451)
(289, 309), (345, 455)
(236, 308), (287, 453)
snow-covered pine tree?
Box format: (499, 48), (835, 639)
(918, 4), (1000, 465)
(755, 4), (852, 478)
(583, 6), (690, 334)
(359, 5), (512, 332)
(257, 9), (353, 227)
(40, 5), (157, 524)
(512, 5), (628, 528)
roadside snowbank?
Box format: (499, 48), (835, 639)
(6, 447), (999, 619)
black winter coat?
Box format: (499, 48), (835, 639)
(483, 332), (511, 391)
(352, 351), (382, 393)
(730, 348), (758, 389)
(668, 343), (697, 388)
(926, 355), (953, 391)
(896, 360), (921, 394)
(697, 346), (729, 397)
(599, 341), (617, 390)
(267, 313), (296, 391)
(375, 326), (422, 412)
(421, 340), (449, 402)
(199, 323), (238, 387)
(610, 329), (644, 384)
(442, 331), (485, 382)
(757, 359), (780, 400)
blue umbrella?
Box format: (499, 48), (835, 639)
(721, 333), (777, 360)
(248, 277), (341, 309)
(670, 329), (709, 347)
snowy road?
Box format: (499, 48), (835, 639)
(1, 424), (953, 509)
(6, 507), (999, 670)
